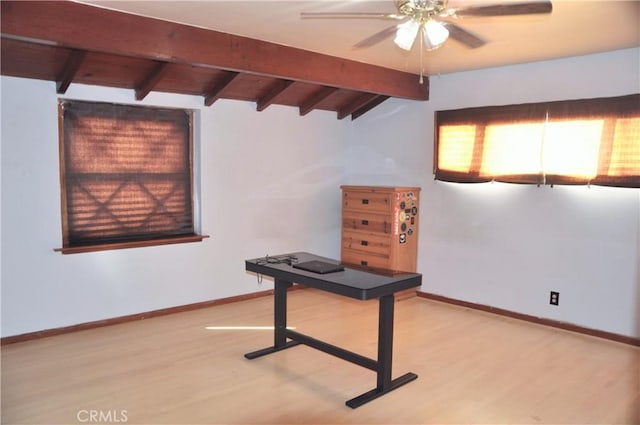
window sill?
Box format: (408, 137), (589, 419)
(54, 234), (209, 254)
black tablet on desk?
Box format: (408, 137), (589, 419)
(293, 260), (344, 274)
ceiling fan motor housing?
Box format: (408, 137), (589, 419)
(397, 0), (448, 22)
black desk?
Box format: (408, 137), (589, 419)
(244, 252), (422, 408)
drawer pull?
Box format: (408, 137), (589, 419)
(361, 240), (368, 246)
(360, 260), (368, 266)
(361, 220), (369, 226)
(362, 199), (369, 205)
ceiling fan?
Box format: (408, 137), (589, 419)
(301, 0), (553, 58)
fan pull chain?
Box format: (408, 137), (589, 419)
(419, 25), (425, 84)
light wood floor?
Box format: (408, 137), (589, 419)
(2, 289), (638, 424)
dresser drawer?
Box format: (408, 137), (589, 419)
(342, 190), (390, 214)
(342, 210), (391, 234)
(342, 231), (390, 256)
(341, 248), (391, 269)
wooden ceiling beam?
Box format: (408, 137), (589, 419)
(134, 61), (170, 101)
(337, 93), (381, 120)
(351, 96), (391, 120)
(256, 80), (295, 112)
(0, 1), (428, 101)
(56, 49), (86, 94)
(299, 87), (339, 116)
(203, 71), (240, 106)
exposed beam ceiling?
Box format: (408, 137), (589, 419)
(83, 1), (640, 76)
(0, 1), (429, 119)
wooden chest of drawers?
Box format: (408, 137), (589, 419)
(340, 186), (420, 273)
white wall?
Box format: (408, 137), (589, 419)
(349, 48), (640, 338)
(2, 48), (639, 339)
(1, 78), (349, 337)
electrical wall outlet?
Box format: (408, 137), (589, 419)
(550, 291), (560, 306)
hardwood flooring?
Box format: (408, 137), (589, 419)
(2, 289), (638, 424)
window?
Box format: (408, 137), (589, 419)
(57, 100), (205, 254)
(434, 94), (640, 188)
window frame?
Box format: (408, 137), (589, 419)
(56, 99), (207, 254)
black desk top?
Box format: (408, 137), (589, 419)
(245, 252), (422, 300)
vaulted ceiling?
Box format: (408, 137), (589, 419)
(86, 1), (640, 76)
(2, 1), (638, 120)
(0, 1), (427, 120)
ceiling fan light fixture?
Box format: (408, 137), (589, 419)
(394, 20), (420, 51)
(423, 19), (449, 50)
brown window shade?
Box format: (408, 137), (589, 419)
(435, 94), (640, 188)
(59, 100), (196, 250)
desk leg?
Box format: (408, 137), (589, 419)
(346, 294), (418, 409)
(244, 278), (300, 359)
(273, 277), (290, 348)
(377, 294), (394, 390)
